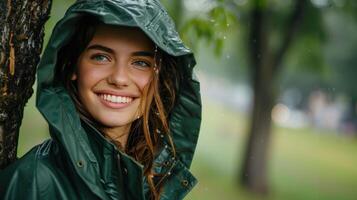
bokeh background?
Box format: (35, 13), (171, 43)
(18, 0), (357, 200)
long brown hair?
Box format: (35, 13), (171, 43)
(54, 16), (180, 200)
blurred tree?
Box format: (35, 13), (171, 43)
(0, 0), (52, 169)
(177, 0), (326, 194)
(240, 0), (309, 193)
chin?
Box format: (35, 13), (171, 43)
(98, 115), (136, 128)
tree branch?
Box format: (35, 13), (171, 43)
(271, 0), (308, 72)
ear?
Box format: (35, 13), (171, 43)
(71, 73), (77, 81)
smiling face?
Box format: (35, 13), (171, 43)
(72, 25), (155, 133)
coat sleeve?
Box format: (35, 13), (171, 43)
(0, 141), (77, 200)
(0, 148), (40, 200)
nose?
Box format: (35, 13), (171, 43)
(107, 62), (130, 87)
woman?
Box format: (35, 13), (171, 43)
(0, 0), (201, 200)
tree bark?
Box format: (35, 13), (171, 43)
(240, 0), (307, 194)
(0, 0), (52, 169)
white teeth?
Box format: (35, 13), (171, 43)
(101, 94), (133, 104)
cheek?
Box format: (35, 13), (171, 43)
(132, 74), (152, 91)
(77, 66), (107, 89)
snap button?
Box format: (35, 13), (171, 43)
(77, 160), (84, 168)
(163, 161), (170, 167)
(181, 180), (189, 187)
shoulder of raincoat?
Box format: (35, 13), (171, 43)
(0, 0), (201, 199)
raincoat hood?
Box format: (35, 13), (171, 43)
(0, 0), (201, 200)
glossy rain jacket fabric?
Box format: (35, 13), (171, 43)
(0, 0), (201, 199)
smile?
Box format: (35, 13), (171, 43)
(100, 94), (133, 104)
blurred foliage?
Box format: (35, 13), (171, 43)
(171, 0), (356, 108)
(325, 10), (357, 99)
(180, 1), (237, 56)
(161, 0), (249, 82)
(166, 0), (327, 80)
(160, 0), (184, 28)
(280, 1), (357, 108)
(279, 1), (326, 73)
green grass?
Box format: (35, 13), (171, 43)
(18, 94), (357, 200)
(186, 99), (357, 200)
(270, 127), (357, 200)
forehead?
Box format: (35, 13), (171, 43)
(89, 24), (154, 51)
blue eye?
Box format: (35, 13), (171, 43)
(132, 60), (151, 68)
(90, 54), (110, 62)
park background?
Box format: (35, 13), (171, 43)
(17, 0), (357, 200)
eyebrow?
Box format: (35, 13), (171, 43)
(132, 51), (154, 57)
(87, 44), (114, 54)
(86, 44), (154, 57)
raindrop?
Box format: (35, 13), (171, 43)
(223, 36), (227, 40)
(226, 23), (230, 27)
(210, 19), (215, 23)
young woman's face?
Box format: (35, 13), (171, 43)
(73, 25), (155, 129)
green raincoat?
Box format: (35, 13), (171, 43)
(0, 0), (201, 199)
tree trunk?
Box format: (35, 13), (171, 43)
(240, 0), (273, 193)
(0, 0), (52, 169)
(239, 0), (307, 194)
(240, 63), (276, 194)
